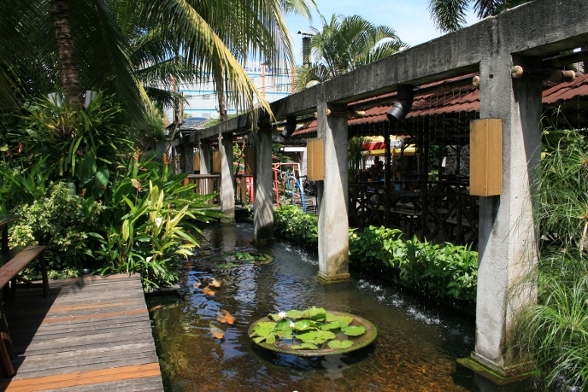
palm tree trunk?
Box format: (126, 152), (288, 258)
(216, 82), (228, 121)
(51, 0), (83, 107)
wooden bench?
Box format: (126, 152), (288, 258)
(0, 246), (49, 299)
(0, 245), (48, 377)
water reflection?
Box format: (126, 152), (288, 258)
(149, 222), (478, 391)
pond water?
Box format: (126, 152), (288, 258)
(148, 222), (479, 391)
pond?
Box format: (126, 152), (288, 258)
(147, 222), (478, 391)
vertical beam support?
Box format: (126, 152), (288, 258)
(184, 137), (194, 174)
(316, 96), (350, 283)
(253, 119), (274, 244)
(218, 132), (235, 223)
(199, 140), (211, 175)
(472, 53), (542, 377)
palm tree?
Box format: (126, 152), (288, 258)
(0, 0), (316, 121)
(294, 14), (407, 91)
(428, 0), (532, 32)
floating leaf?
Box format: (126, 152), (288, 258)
(275, 320), (293, 332)
(275, 331), (293, 339)
(326, 313), (353, 327)
(266, 334), (276, 344)
(341, 325), (366, 336)
(302, 306), (327, 320)
(327, 339), (354, 349)
(286, 309), (304, 319)
(250, 321), (276, 337)
(291, 342), (318, 350)
(293, 319), (312, 331)
(298, 330), (336, 343)
(321, 322), (342, 331)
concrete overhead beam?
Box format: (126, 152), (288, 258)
(196, 0), (588, 139)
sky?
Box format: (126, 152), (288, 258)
(285, 0), (477, 64)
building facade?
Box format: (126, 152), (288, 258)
(179, 63), (294, 119)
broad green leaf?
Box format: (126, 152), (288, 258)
(302, 306), (326, 320)
(293, 319), (312, 331)
(251, 322), (276, 337)
(286, 310), (304, 319)
(327, 339), (354, 349)
(326, 313), (353, 327)
(320, 322), (342, 331)
(341, 325), (366, 336)
(291, 343), (318, 350)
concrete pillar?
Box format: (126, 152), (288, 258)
(199, 141), (211, 175)
(253, 123), (274, 244)
(316, 99), (350, 283)
(218, 133), (235, 222)
(472, 54), (542, 377)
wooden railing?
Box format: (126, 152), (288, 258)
(184, 174), (220, 204)
(235, 174), (254, 205)
(348, 181), (479, 247)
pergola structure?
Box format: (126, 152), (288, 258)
(288, 73), (588, 247)
(183, 0), (588, 383)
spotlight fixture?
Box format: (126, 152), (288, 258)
(386, 85), (414, 123)
(280, 116), (297, 139)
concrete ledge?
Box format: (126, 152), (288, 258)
(456, 357), (536, 387)
(317, 272), (351, 284)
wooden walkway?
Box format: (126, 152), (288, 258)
(0, 274), (164, 391)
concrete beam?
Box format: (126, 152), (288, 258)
(196, 0), (588, 137)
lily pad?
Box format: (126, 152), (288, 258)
(327, 339), (354, 349)
(291, 342), (318, 350)
(248, 310), (377, 357)
(342, 325), (366, 336)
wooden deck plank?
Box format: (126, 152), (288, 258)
(0, 363), (162, 391)
(0, 274), (164, 391)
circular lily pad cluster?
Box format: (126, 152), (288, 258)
(249, 307), (375, 355)
(211, 251), (273, 269)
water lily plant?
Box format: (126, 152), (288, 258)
(250, 306), (366, 350)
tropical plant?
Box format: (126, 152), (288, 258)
(0, 0), (317, 122)
(538, 128), (588, 252)
(513, 126), (588, 391)
(23, 92), (134, 199)
(428, 0), (532, 32)
(93, 152), (224, 288)
(294, 14), (407, 91)
(0, 157), (50, 215)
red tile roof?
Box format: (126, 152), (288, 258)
(292, 73), (588, 138)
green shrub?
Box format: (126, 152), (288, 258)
(275, 207), (478, 304)
(350, 226), (478, 303)
(274, 204), (318, 247)
(10, 183), (101, 279)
